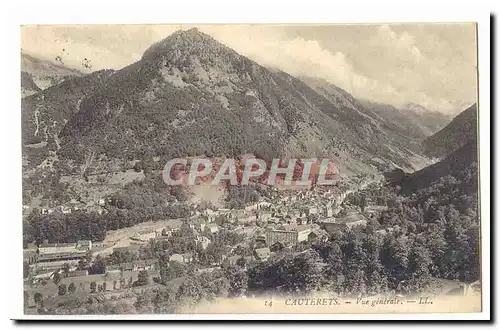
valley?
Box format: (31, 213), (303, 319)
(20, 27), (480, 316)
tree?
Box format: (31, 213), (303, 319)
(236, 257), (247, 268)
(58, 284), (67, 296)
(319, 242), (344, 291)
(407, 244), (432, 292)
(360, 193), (367, 212)
(288, 250), (323, 293)
(23, 262), (30, 279)
(106, 250), (136, 265)
(68, 282), (76, 294)
(362, 235), (387, 294)
(161, 261), (186, 283)
(52, 272), (61, 285)
(344, 268), (366, 295)
(198, 270), (230, 299)
(424, 225), (447, 277)
(176, 276), (204, 302)
(90, 281), (97, 293)
(153, 287), (177, 313)
(220, 258), (231, 270)
(62, 263), (70, 274)
(88, 255), (106, 275)
(24, 291), (29, 308)
(380, 236), (409, 289)
(341, 233), (368, 295)
(34, 292), (43, 306)
(135, 270), (150, 286)
(461, 224), (480, 282)
(78, 250), (93, 270)
(226, 267), (248, 297)
(270, 242), (284, 253)
(322, 242), (343, 270)
(134, 293), (154, 313)
(248, 249), (323, 295)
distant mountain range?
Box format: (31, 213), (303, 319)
(21, 53), (83, 90)
(22, 28), (459, 179)
(366, 101), (452, 139)
(302, 79), (451, 141)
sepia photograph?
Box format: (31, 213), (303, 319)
(11, 11), (491, 321)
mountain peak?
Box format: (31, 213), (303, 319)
(177, 27), (208, 39)
(142, 28), (230, 60)
(167, 27), (217, 45)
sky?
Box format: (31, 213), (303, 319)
(21, 24), (477, 113)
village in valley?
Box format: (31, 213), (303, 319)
(23, 175), (395, 313)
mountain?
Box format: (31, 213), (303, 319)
(301, 77), (451, 170)
(402, 102), (433, 115)
(378, 103), (479, 288)
(21, 71), (41, 97)
(399, 140), (478, 195)
(24, 29), (439, 179)
(22, 69), (114, 146)
(55, 29), (427, 172)
(301, 79), (451, 141)
(422, 104), (478, 158)
(370, 101), (451, 139)
(387, 104), (479, 195)
(21, 53), (84, 90)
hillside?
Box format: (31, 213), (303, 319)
(51, 28), (431, 176)
(365, 101), (451, 140)
(366, 103), (480, 285)
(422, 104), (478, 158)
(388, 104), (479, 196)
(22, 69), (114, 146)
(302, 77), (450, 170)
(21, 28), (458, 214)
(21, 53), (84, 89)
(399, 140), (478, 196)
(21, 72), (41, 97)
(302, 78), (450, 141)
(21, 27), (481, 312)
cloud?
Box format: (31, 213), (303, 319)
(377, 24), (424, 62)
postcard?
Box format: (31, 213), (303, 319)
(16, 20), (488, 320)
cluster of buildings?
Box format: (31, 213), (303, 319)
(24, 181), (392, 311)
(25, 260), (162, 309)
(250, 187), (373, 244)
(31, 197), (113, 217)
(26, 237), (161, 294)
(24, 240), (93, 269)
